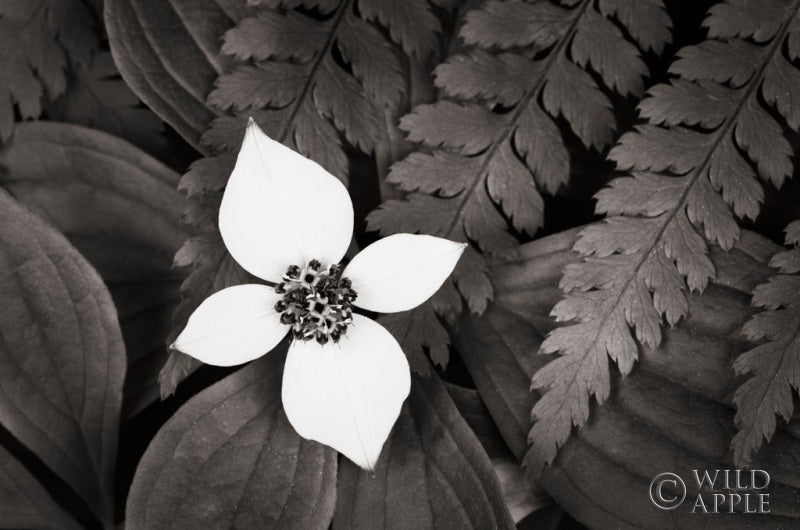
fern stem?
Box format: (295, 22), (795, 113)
(571, 0), (800, 387)
(441, 0), (593, 240)
(278, 0), (352, 143)
(616, 0), (800, 310)
(375, 56), (435, 201)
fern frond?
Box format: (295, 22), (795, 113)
(526, 0), (800, 476)
(0, 0), (97, 141)
(208, 2), (389, 177)
(369, 0), (669, 317)
(732, 220), (800, 467)
(358, 0), (440, 59)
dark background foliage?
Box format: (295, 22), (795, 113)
(1, 0), (800, 529)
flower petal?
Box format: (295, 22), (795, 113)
(172, 284), (288, 367)
(343, 234), (467, 313)
(281, 314), (410, 471)
(219, 119), (354, 282)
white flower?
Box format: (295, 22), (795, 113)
(172, 119), (466, 471)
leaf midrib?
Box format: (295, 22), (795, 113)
(539, 0), (800, 460)
(442, 0), (592, 239)
(278, 0), (352, 142)
(587, 0), (800, 358)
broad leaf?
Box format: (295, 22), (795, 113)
(333, 372), (514, 530)
(455, 227), (800, 528)
(529, 0), (800, 473)
(0, 122), (188, 418)
(0, 188), (125, 524)
(367, 0), (670, 365)
(444, 382), (549, 523)
(126, 345), (338, 529)
(105, 0), (251, 150)
(0, 444), (81, 530)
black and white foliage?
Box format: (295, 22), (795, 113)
(527, 0), (800, 475)
(369, 0), (670, 366)
(2, 0), (800, 528)
(733, 219), (800, 468)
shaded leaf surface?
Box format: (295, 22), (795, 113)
(333, 371), (514, 530)
(529, 0), (800, 473)
(0, 188), (125, 523)
(454, 227), (800, 528)
(126, 346), (338, 529)
(105, 0), (251, 150)
(0, 122), (188, 418)
(0, 444), (81, 530)
(445, 383), (549, 523)
(47, 51), (168, 159)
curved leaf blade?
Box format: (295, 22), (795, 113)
(333, 372), (514, 530)
(0, 188), (125, 524)
(0, 122), (189, 419)
(455, 228), (800, 528)
(105, 0), (251, 150)
(0, 444), (82, 530)
(126, 346), (337, 529)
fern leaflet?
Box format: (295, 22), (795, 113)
(0, 0), (97, 141)
(368, 0), (669, 365)
(526, 0), (800, 475)
(732, 220), (800, 467)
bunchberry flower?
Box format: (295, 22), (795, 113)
(171, 119), (466, 470)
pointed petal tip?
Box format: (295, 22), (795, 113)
(281, 315), (408, 475)
(359, 459), (377, 474)
(219, 114), (353, 281)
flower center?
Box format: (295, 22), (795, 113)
(274, 259), (357, 345)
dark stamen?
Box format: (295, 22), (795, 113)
(286, 265), (301, 278)
(274, 258), (357, 345)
